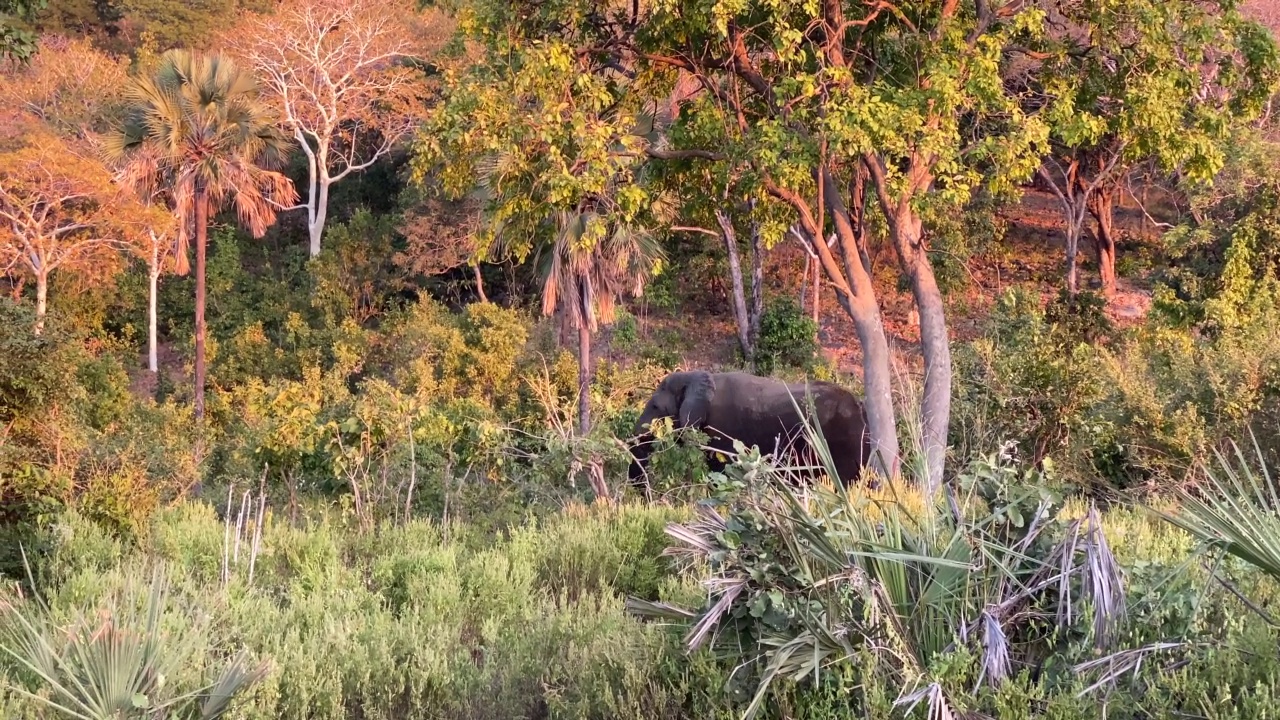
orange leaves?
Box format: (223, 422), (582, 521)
(0, 123), (155, 287)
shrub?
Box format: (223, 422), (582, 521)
(753, 297), (819, 375)
(1, 501), (735, 720)
(0, 565), (268, 720)
(951, 288), (1107, 477)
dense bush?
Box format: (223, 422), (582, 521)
(753, 297), (819, 375)
(951, 288), (1109, 477)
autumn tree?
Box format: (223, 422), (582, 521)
(0, 121), (158, 331)
(224, 0), (425, 257)
(632, 1), (1048, 490)
(0, 33), (130, 135)
(1031, 0), (1279, 297)
(108, 49), (296, 418)
(396, 193), (488, 301)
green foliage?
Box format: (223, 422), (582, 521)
(114, 0), (249, 51)
(952, 288), (1107, 475)
(0, 0), (44, 62)
(0, 502), (749, 720)
(1155, 129), (1280, 334)
(636, 420), (712, 497)
(307, 208), (408, 327)
(753, 297), (818, 376)
(1096, 316), (1280, 486)
(1037, 0), (1280, 187)
(0, 564), (267, 720)
(922, 190), (1012, 296)
(0, 297), (78, 432)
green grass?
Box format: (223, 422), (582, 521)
(4, 488), (1280, 720)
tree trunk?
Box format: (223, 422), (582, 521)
(1089, 188), (1118, 297)
(819, 168), (900, 479)
(194, 183), (209, 420)
(799, 254), (811, 306)
(748, 200), (764, 352)
(812, 259), (820, 326)
(1040, 165), (1091, 297)
(892, 210), (951, 494)
(715, 208), (754, 362)
(577, 279), (591, 436)
(33, 271), (48, 334)
(149, 267), (159, 373)
(473, 264), (489, 303)
(309, 179), (330, 258)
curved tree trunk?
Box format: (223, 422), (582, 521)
(194, 183), (209, 420)
(812, 260), (820, 327)
(1038, 165), (1091, 297)
(799, 254), (810, 306)
(748, 200), (764, 351)
(820, 169), (900, 480)
(1088, 187), (1118, 297)
(309, 179), (330, 258)
(473, 264), (489, 303)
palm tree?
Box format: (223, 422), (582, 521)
(105, 49), (296, 418)
(537, 210), (665, 435)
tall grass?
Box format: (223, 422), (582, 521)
(0, 501), (723, 720)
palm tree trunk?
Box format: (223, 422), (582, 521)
(577, 279), (591, 436)
(194, 183), (209, 419)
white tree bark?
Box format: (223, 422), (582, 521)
(224, 0), (419, 258)
(149, 265), (160, 373)
(34, 270), (47, 334)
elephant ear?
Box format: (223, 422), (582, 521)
(677, 371), (715, 428)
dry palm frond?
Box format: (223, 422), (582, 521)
(895, 681), (959, 720)
(1073, 642), (1189, 697)
(630, 407), (1134, 720)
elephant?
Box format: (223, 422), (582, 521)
(626, 370), (875, 488)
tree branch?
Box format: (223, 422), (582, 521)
(645, 147), (727, 161)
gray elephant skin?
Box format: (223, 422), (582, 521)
(627, 370), (874, 487)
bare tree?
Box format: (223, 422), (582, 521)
(224, 0), (424, 257)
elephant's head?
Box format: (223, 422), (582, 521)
(627, 370), (716, 484)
